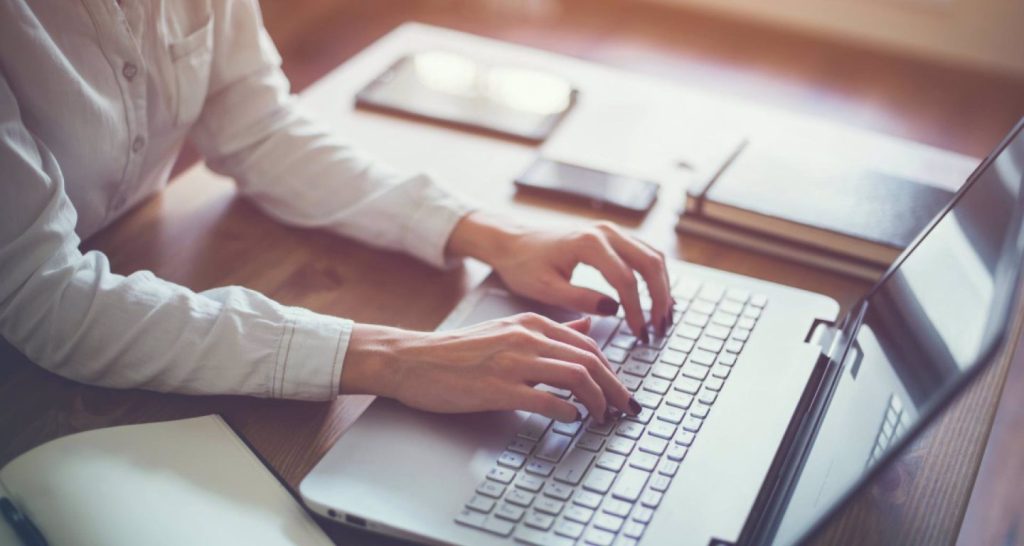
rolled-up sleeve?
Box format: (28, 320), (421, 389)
(0, 73), (347, 401)
(188, 0), (474, 268)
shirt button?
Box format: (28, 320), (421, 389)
(122, 62), (138, 81)
(132, 135), (145, 153)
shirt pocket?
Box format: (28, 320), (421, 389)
(168, 17), (213, 126)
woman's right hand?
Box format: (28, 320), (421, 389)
(340, 313), (641, 423)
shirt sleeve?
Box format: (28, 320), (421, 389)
(188, 0), (474, 269)
(0, 73), (348, 401)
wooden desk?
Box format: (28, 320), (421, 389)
(0, 23), (1010, 545)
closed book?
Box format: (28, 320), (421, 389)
(684, 141), (957, 266)
(676, 213), (886, 281)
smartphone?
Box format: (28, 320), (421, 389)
(514, 158), (659, 215)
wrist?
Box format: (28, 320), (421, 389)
(340, 324), (418, 397)
(446, 211), (524, 265)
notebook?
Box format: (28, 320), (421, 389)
(0, 416), (333, 546)
(680, 138), (971, 274)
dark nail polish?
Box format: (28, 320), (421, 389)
(658, 318), (667, 335)
(597, 297), (619, 316)
(639, 329), (650, 345)
(574, 408), (583, 422)
(628, 397), (642, 416)
(604, 408), (618, 422)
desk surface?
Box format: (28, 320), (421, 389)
(0, 23), (1012, 545)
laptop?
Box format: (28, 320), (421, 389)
(300, 117), (1024, 546)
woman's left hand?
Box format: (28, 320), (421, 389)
(447, 212), (674, 341)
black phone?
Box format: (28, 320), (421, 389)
(514, 158), (659, 215)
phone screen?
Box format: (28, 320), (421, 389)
(515, 158), (659, 214)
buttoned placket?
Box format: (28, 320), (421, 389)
(83, 0), (149, 217)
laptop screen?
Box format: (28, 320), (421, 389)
(774, 121), (1024, 545)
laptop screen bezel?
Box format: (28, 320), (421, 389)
(790, 117), (1024, 544)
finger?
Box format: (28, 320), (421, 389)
(519, 356), (607, 421)
(575, 237), (648, 342)
(534, 272), (622, 319)
(602, 227), (672, 335)
(532, 337), (635, 417)
(638, 238), (676, 325)
(512, 387), (580, 422)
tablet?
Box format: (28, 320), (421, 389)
(355, 50), (578, 142)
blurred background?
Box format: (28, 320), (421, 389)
(173, 0), (1024, 174)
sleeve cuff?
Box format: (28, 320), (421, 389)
(271, 307), (352, 400)
(400, 174), (476, 269)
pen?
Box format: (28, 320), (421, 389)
(0, 497), (49, 546)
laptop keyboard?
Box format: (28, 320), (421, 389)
(454, 274), (769, 545)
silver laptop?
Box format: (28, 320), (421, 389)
(301, 118), (1024, 546)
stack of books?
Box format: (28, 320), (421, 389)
(677, 138), (966, 281)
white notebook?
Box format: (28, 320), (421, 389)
(0, 415), (333, 546)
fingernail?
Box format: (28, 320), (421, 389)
(604, 408), (618, 423)
(658, 317), (667, 335)
(597, 297), (619, 316)
(639, 329), (650, 345)
(628, 397), (642, 416)
(573, 408), (583, 422)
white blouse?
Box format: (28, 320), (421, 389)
(0, 0), (471, 400)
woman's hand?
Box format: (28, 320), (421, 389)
(341, 314), (641, 422)
(447, 212), (674, 342)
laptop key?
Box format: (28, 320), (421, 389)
(667, 444), (689, 462)
(467, 494), (496, 513)
(584, 528), (616, 546)
(625, 407), (654, 424)
(577, 432), (605, 452)
(535, 432), (573, 462)
(690, 349), (717, 366)
(657, 405), (686, 424)
(574, 490), (603, 509)
(622, 361), (652, 377)
(737, 317), (756, 330)
(699, 283), (725, 303)
(526, 459), (555, 477)
(660, 348), (687, 366)
(507, 489), (536, 507)
(683, 312), (710, 328)
(544, 482), (574, 501)
(604, 346), (629, 364)
(631, 347), (660, 363)
(629, 451), (659, 472)
(623, 520), (647, 539)
(750, 294), (768, 307)
(508, 437), (536, 455)
(616, 421), (645, 440)
(724, 339), (744, 353)
(564, 505), (595, 524)
(698, 336), (724, 354)
(552, 420), (583, 436)
(583, 467), (617, 494)
(675, 430), (696, 446)
(603, 498), (632, 517)
(487, 467), (516, 484)
(612, 467), (650, 502)
(517, 474), (545, 493)
(610, 334), (636, 350)
(518, 414), (553, 441)
(717, 353), (737, 367)
(673, 377), (702, 394)
(648, 420), (676, 439)
(554, 519), (586, 539)
(650, 474), (671, 492)
(632, 506), (654, 524)
(651, 363), (679, 381)
(681, 363), (709, 381)
(495, 503), (525, 522)
(477, 480), (506, 498)
(682, 415), (703, 433)
(704, 377), (725, 392)
(676, 324), (703, 340)
(642, 377), (671, 395)
(657, 460), (679, 477)
(719, 300), (744, 315)
(689, 300), (716, 315)
(691, 403), (711, 419)
(535, 497), (565, 515)
(483, 515), (515, 536)
(618, 373), (643, 391)
(594, 512), (625, 533)
(553, 448), (594, 485)
(596, 451), (626, 472)
(640, 490), (663, 508)
(523, 511), (555, 530)
(711, 365), (731, 379)
(704, 324), (732, 340)
(454, 508), (488, 529)
(606, 437), (635, 456)
(498, 450), (526, 469)
(638, 436), (668, 456)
